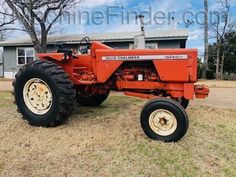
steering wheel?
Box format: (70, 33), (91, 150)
(79, 36), (91, 54)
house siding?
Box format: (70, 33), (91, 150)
(104, 42), (130, 49)
(158, 40), (181, 49)
(0, 66), (2, 77)
(0, 51), (3, 77)
(4, 46), (18, 78)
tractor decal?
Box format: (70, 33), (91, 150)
(102, 55), (188, 61)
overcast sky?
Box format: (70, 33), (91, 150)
(6, 0), (236, 56)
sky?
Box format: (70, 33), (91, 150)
(5, 0), (236, 56)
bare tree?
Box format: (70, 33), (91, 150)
(202, 0), (209, 79)
(210, 0), (233, 80)
(4, 0), (76, 53)
(0, 0), (16, 40)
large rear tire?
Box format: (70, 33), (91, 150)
(13, 60), (76, 127)
(140, 98), (189, 142)
(76, 92), (110, 106)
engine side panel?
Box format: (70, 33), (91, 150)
(95, 48), (198, 83)
(96, 60), (123, 83)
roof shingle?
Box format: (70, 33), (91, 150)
(0, 29), (188, 47)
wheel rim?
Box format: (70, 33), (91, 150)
(149, 109), (177, 136)
(23, 78), (53, 115)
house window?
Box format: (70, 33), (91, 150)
(17, 48), (35, 65)
(129, 43), (158, 49)
(145, 43), (158, 49)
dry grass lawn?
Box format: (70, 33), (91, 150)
(198, 80), (236, 88)
(0, 81), (236, 177)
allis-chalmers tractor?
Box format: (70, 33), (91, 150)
(13, 37), (209, 142)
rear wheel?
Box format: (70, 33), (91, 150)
(140, 98), (189, 142)
(76, 92), (110, 106)
(13, 60), (76, 127)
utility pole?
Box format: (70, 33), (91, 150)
(203, 0), (209, 79)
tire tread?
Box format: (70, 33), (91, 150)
(13, 60), (76, 127)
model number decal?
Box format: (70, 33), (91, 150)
(102, 55), (188, 61)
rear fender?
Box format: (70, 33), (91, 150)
(37, 53), (65, 61)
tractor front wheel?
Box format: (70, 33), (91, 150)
(13, 60), (76, 127)
(140, 98), (189, 142)
(76, 92), (110, 106)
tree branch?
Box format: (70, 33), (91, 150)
(3, 0), (76, 52)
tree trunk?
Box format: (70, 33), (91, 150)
(220, 50), (225, 79)
(202, 0), (209, 79)
(216, 44), (221, 80)
(34, 44), (46, 53)
(41, 26), (48, 53)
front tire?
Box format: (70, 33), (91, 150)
(13, 60), (76, 127)
(140, 98), (189, 142)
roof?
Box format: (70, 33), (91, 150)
(0, 29), (188, 47)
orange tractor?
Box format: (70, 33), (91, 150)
(13, 37), (209, 142)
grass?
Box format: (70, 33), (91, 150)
(0, 78), (13, 81)
(74, 94), (143, 117)
(198, 80), (236, 88)
(0, 92), (236, 177)
(0, 91), (14, 109)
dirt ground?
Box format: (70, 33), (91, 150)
(0, 80), (236, 177)
(0, 80), (13, 91)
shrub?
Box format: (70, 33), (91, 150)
(223, 73), (236, 80)
(206, 70), (215, 80)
